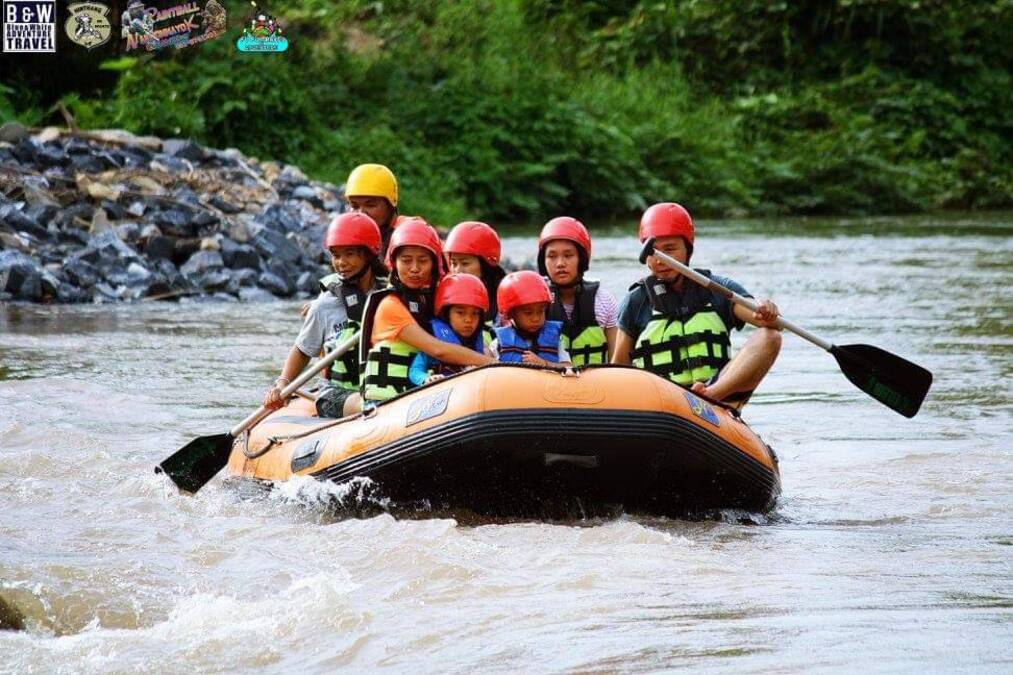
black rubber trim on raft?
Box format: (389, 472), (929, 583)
(310, 408), (780, 515)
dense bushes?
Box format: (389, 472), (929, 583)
(1, 0), (1009, 223)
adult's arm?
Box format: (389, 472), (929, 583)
(399, 323), (495, 367)
(264, 346), (311, 409)
(732, 300), (780, 329)
(611, 329), (636, 365)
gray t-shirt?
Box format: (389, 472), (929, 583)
(294, 291), (349, 358)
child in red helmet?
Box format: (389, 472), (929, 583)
(537, 216), (619, 366)
(613, 202), (781, 410)
(264, 212), (388, 417)
(490, 270), (571, 367)
(409, 274), (493, 385)
(360, 219), (495, 401)
(444, 221), (506, 323)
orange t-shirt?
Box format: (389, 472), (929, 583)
(370, 294), (417, 345)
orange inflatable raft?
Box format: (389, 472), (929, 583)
(226, 365), (780, 518)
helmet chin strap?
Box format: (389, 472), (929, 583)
(340, 264), (370, 285)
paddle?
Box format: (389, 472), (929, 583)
(639, 238), (932, 417)
(155, 331), (361, 493)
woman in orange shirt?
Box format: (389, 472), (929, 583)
(360, 219), (494, 401)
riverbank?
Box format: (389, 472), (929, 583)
(0, 125), (342, 303)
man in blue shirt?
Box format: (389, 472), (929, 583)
(612, 203), (781, 409)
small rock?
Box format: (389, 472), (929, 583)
(220, 238), (261, 270)
(257, 270), (291, 296)
(115, 222), (142, 243)
(126, 262), (152, 285)
(154, 209), (191, 236)
(208, 195), (241, 214)
(62, 257), (99, 287)
(0, 250), (43, 300)
(239, 286), (277, 302)
(11, 138), (37, 164)
(54, 203), (94, 229)
(57, 282), (90, 303)
(162, 139), (208, 162)
(144, 235), (175, 261)
(36, 143), (69, 167)
(89, 208), (112, 234)
(180, 250), (224, 278)
(0, 204), (49, 239)
(70, 154), (105, 173)
(100, 199), (129, 220)
(256, 204), (303, 233)
(199, 268), (232, 291)
(228, 267), (259, 292)
(126, 201), (147, 217)
(296, 270), (318, 294)
(228, 218), (252, 243)
(0, 121), (29, 144)
(199, 236), (221, 252)
(140, 224), (162, 239)
(252, 228), (302, 265)
(0, 231), (31, 252)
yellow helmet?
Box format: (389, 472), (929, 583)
(345, 163), (398, 207)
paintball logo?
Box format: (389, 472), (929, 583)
(2, 0), (56, 52)
(236, 1), (288, 53)
(122, 0), (226, 52)
(65, 2), (111, 50)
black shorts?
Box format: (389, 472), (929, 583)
(315, 385), (356, 418)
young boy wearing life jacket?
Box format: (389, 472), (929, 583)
(612, 202), (781, 410)
(490, 270), (571, 367)
(537, 217), (620, 367)
(444, 221), (506, 323)
(264, 212), (388, 417)
(359, 219), (495, 401)
(409, 274), (492, 385)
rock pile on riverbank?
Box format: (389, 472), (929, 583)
(0, 124), (347, 303)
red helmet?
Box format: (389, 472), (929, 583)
(639, 203), (694, 246)
(497, 270), (551, 317)
(537, 216), (591, 275)
(434, 273), (490, 315)
(385, 217), (447, 278)
(324, 212), (382, 255)
(445, 221), (502, 267)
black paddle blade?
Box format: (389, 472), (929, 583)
(155, 433), (235, 494)
(831, 344), (932, 418)
(639, 237), (656, 264)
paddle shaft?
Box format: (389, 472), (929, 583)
(229, 331), (360, 436)
(648, 248), (833, 352)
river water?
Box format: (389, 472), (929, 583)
(1, 214), (1010, 673)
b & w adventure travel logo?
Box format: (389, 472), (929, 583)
(3, 0), (56, 52)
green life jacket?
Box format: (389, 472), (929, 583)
(547, 279), (608, 367)
(359, 287), (433, 401)
(630, 274), (732, 386)
(320, 274), (387, 391)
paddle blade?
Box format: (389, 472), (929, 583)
(155, 433), (235, 494)
(831, 344), (932, 418)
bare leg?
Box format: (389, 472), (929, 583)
(691, 328), (781, 409)
(342, 392), (363, 416)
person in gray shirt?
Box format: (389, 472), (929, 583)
(263, 213), (388, 417)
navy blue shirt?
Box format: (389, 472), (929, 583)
(617, 273), (752, 339)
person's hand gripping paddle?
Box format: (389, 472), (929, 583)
(155, 332), (360, 494)
(640, 238), (932, 417)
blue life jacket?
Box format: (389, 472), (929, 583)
(494, 321), (563, 363)
(430, 318), (486, 376)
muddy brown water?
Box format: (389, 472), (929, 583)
(1, 214), (1010, 673)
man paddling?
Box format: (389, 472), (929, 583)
(612, 203), (781, 409)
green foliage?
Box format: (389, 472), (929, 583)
(3, 0), (1010, 220)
